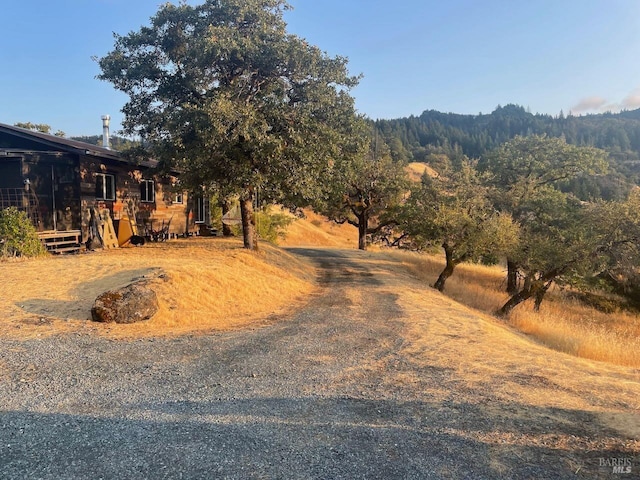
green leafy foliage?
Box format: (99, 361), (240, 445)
(402, 158), (519, 291)
(229, 209), (293, 244)
(256, 210), (294, 244)
(580, 190), (640, 305)
(497, 191), (640, 315)
(14, 122), (65, 138)
(97, 0), (361, 250)
(0, 208), (46, 258)
(313, 126), (409, 250)
(480, 135), (609, 205)
(482, 136), (634, 314)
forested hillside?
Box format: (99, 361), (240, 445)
(376, 104), (640, 200)
(70, 135), (140, 152)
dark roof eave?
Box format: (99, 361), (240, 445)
(0, 122), (156, 167)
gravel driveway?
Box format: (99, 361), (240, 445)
(1, 248), (638, 479)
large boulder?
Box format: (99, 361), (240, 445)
(91, 282), (159, 324)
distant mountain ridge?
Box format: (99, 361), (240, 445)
(376, 104), (640, 167)
(375, 104), (640, 199)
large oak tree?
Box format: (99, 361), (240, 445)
(402, 158), (519, 292)
(97, 0), (361, 249)
(480, 135), (609, 293)
(313, 127), (409, 250)
(478, 136), (640, 315)
(496, 188), (640, 315)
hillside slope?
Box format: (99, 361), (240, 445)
(0, 238), (317, 339)
(279, 209), (358, 249)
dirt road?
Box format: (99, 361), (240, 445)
(0, 247), (638, 479)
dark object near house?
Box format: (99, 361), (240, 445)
(91, 283), (159, 323)
(130, 235), (145, 246)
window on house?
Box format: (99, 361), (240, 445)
(140, 179), (155, 203)
(173, 191), (184, 204)
(195, 196), (209, 224)
(96, 173), (115, 201)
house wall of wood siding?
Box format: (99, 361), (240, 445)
(0, 127), (205, 244)
(79, 156), (198, 242)
(0, 152), (80, 232)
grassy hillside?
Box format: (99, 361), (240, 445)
(390, 250), (640, 368)
(282, 211), (640, 367)
(1, 238), (316, 339)
(279, 209), (358, 248)
(3, 210), (639, 367)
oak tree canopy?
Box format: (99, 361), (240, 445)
(97, 0), (362, 249)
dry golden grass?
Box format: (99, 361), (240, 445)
(279, 209), (358, 248)
(405, 162), (439, 182)
(5, 204), (640, 370)
(388, 249), (640, 368)
(0, 237), (316, 339)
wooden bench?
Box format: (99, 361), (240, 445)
(38, 230), (82, 254)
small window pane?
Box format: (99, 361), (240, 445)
(105, 176), (115, 201)
(96, 173), (115, 201)
(140, 180), (155, 203)
(195, 197), (204, 223)
(96, 175), (104, 198)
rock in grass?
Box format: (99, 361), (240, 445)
(91, 283), (158, 324)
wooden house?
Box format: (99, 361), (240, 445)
(0, 122), (210, 251)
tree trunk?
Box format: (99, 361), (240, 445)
(498, 287), (535, 317)
(500, 265), (567, 317)
(220, 199), (233, 237)
(240, 192), (258, 251)
(433, 245), (457, 292)
(358, 213), (368, 250)
(506, 259), (519, 294)
(533, 282), (552, 312)
(499, 277), (548, 316)
(184, 201), (192, 238)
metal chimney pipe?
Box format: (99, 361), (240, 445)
(101, 115), (111, 149)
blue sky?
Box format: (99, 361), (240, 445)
(1, 0), (639, 136)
